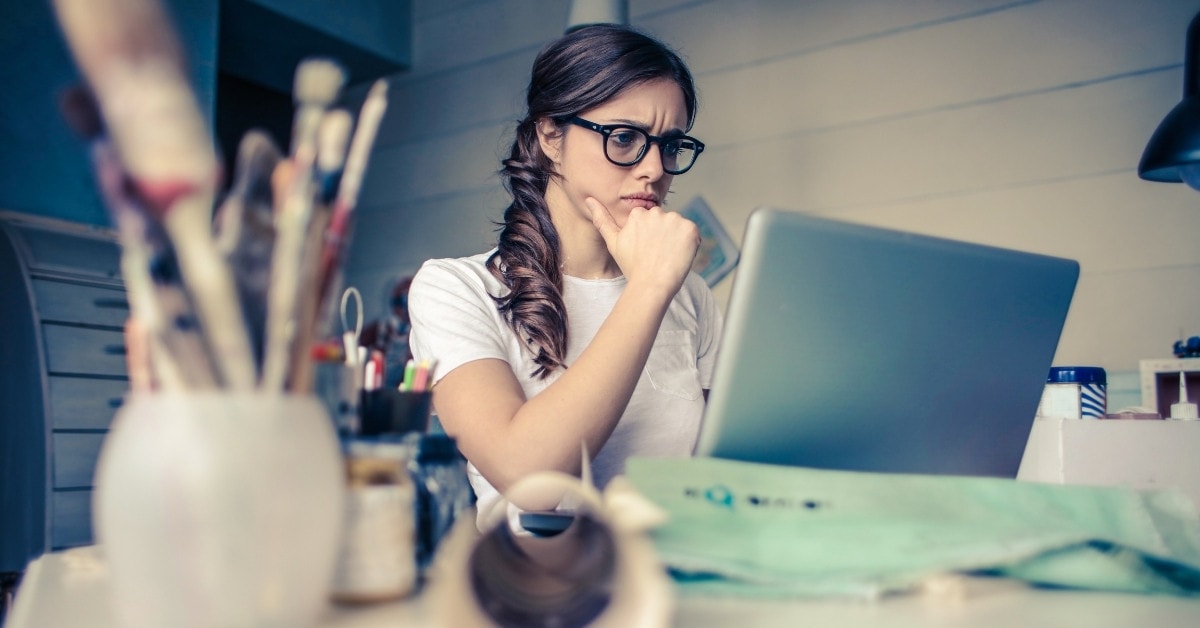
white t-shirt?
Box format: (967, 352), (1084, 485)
(408, 250), (722, 524)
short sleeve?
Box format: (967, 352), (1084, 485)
(407, 258), (512, 386)
(689, 273), (723, 389)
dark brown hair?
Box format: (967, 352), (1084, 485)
(488, 24), (698, 378)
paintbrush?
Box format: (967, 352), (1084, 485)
(261, 58), (347, 392)
(314, 79), (390, 331)
(213, 129), (283, 370)
(288, 110), (354, 392)
(315, 109), (353, 205)
(52, 0), (257, 389)
(58, 84), (218, 391)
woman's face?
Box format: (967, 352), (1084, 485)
(541, 78), (689, 229)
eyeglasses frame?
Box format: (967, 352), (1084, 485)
(565, 115), (705, 175)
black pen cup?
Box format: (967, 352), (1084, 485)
(359, 389), (433, 436)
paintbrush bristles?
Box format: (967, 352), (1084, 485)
(293, 58), (346, 107)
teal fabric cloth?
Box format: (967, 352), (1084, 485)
(624, 457), (1200, 598)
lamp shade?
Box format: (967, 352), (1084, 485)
(1138, 12), (1200, 189)
(566, 0), (628, 33)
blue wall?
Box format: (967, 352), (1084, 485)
(0, 0), (217, 227)
(0, 0), (407, 227)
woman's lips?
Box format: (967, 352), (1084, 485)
(623, 196), (659, 209)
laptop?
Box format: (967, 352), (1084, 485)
(694, 208), (1079, 478)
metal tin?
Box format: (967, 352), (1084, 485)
(1038, 366), (1107, 419)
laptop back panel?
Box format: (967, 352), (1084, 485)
(694, 208), (1079, 477)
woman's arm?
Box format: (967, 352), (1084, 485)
(430, 199), (699, 494)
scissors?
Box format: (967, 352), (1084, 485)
(340, 286), (363, 367)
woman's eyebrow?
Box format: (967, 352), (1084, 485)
(605, 117), (650, 128)
(607, 118), (686, 136)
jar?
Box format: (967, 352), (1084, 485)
(1037, 366), (1107, 419)
(330, 453), (418, 603)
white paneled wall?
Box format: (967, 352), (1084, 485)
(345, 0), (1200, 401)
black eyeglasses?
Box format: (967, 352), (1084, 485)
(566, 116), (705, 175)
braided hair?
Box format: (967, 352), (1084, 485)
(487, 24), (698, 378)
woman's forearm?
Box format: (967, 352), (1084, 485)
(453, 279), (676, 492)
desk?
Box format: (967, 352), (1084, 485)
(6, 545), (1200, 627)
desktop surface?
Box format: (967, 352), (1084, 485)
(8, 545), (1200, 628)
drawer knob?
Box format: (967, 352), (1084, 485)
(104, 344), (128, 356)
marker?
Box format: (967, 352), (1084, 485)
(364, 352), (385, 392)
(411, 361), (429, 393)
(400, 359), (416, 392)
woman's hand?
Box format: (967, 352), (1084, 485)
(586, 196), (700, 294)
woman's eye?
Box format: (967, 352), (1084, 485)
(610, 130), (640, 147)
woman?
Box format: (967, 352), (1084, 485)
(408, 24), (721, 526)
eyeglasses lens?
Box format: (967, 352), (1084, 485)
(604, 129), (697, 174)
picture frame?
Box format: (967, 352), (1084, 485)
(676, 195), (739, 287)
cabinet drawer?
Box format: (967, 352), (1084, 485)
(53, 433), (106, 488)
(51, 490), (93, 549)
(42, 324), (128, 376)
(12, 223), (121, 280)
(32, 279), (129, 327)
(48, 377), (127, 430)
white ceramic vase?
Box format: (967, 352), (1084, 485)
(93, 393), (345, 628)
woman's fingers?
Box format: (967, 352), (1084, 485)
(586, 196), (699, 291)
(586, 196), (621, 246)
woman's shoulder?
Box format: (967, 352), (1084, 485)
(411, 250), (506, 300)
(414, 250), (497, 284)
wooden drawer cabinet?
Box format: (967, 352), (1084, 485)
(1, 211), (128, 572)
(42, 325), (128, 377)
(52, 434), (107, 489)
(49, 492), (93, 549)
(32, 280), (130, 328)
(47, 378), (126, 431)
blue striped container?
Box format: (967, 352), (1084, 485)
(1042, 366), (1107, 419)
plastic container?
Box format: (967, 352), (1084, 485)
(1037, 366), (1107, 420)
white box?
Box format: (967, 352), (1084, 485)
(1140, 357), (1200, 417)
(1018, 417), (1200, 512)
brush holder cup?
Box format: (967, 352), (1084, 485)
(92, 393), (345, 628)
